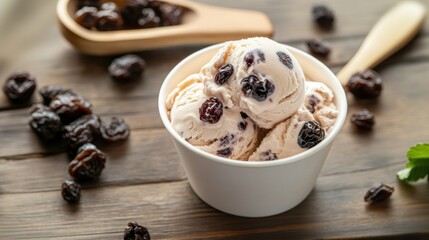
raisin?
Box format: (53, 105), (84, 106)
(61, 180), (81, 203)
(199, 97), (223, 124)
(298, 120), (325, 148)
(241, 75), (275, 102)
(108, 54), (146, 81)
(312, 4), (335, 30)
(100, 116), (130, 142)
(96, 10), (123, 31)
(29, 108), (62, 140)
(238, 121), (247, 131)
(351, 109), (375, 130)
(74, 6), (99, 29)
(100, 2), (120, 13)
(3, 71), (37, 103)
(215, 64), (233, 85)
(260, 150), (278, 161)
(122, 0), (148, 26)
(138, 8), (161, 28)
(30, 103), (51, 114)
(364, 183), (394, 203)
(68, 143), (106, 180)
(124, 221), (151, 240)
(306, 95), (320, 113)
(50, 94), (92, 123)
(244, 49), (265, 67)
(219, 134), (235, 147)
(217, 147), (232, 157)
(276, 51), (293, 69)
(39, 85), (77, 105)
(157, 3), (182, 26)
(306, 39), (331, 57)
(76, 0), (100, 10)
(347, 69), (382, 99)
(63, 115), (100, 150)
(240, 112), (248, 119)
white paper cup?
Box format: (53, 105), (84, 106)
(158, 43), (347, 217)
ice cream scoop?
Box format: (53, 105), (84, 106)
(201, 37), (305, 129)
(167, 74), (258, 160)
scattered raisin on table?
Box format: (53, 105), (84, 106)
(124, 221), (151, 240)
(63, 115), (101, 150)
(351, 109), (375, 130)
(50, 94), (92, 123)
(96, 10), (124, 31)
(3, 71), (37, 103)
(215, 64), (234, 85)
(61, 179), (81, 203)
(29, 107), (62, 140)
(298, 120), (325, 148)
(100, 116), (130, 142)
(306, 39), (331, 57)
(68, 143), (106, 180)
(364, 183), (394, 203)
(347, 69), (382, 99)
(39, 85), (77, 105)
(199, 97), (223, 124)
(74, 6), (99, 29)
(241, 75), (275, 102)
(312, 4), (335, 30)
(108, 54), (146, 81)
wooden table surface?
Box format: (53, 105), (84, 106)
(1, 0), (429, 239)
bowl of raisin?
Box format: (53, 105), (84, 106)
(158, 43), (347, 217)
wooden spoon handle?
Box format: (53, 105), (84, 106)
(336, 1), (427, 86)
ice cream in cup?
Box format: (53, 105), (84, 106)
(159, 37), (347, 217)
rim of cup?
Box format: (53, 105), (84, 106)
(158, 43), (347, 168)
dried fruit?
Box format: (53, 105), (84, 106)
(157, 3), (182, 26)
(241, 75), (275, 102)
(351, 109), (375, 130)
(347, 70), (382, 99)
(61, 180), (81, 203)
(108, 54), (146, 81)
(50, 94), (92, 123)
(138, 8), (161, 28)
(74, 6), (99, 29)
(3, 71), (37, 103)
(39, 85), (77, 105)
(217, 147), (232, 157)
(364, 183), (394, 203)
(260, 150), (278, 161)
(238, 121), (247, 131)
(276, 51), (293, 69)
(29, 108), (62, 140)
(199, 97), (223, 124)
(100, 116), (130, 142)
(244, 49), (265, 67)
(122, 0), (148, 26)
(306, 39), (330, 57)
(298, 120), (325, 148)
(96, 10), (123, 31)
(30, 103), (51, 114)
(124, 221), (151, 240)
(312, 4), (335, 30)
(100, 2), (120, 13)
(68, 143), (106, 180)
(215, 64), (233, 85)
(63, 115), (100, 150)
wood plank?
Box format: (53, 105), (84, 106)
(0, 128), (185, 194)
(1, 166), (428, 239)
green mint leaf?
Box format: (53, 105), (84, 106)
(406, 143), (429, 162)
(397, 167), (428, 182)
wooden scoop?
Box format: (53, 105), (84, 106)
(57, 0), (273, 55)
(336, 1), (427, 86)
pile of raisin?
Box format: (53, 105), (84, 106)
(74, 0), (183, 31)
(26, 84), (130, 203)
